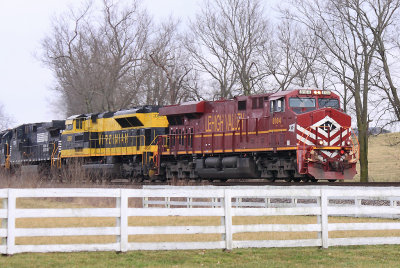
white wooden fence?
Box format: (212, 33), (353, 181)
(1, 187), (400, 255)
(143, 185), (400, 219)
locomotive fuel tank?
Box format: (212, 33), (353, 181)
(195, 157), (259, 179)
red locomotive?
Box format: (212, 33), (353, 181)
(157, 89), (358, 182)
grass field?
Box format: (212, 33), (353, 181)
(354, 132), (400, 181)
(1, 245), (400, 267)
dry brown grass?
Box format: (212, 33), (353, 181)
(0, 160), (105, 188)
(354, 132), (400, 181)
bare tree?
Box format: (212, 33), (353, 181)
(263, 19), (328, 91)
(187, 0), (270, 98)
(285, 0), (391, 182)
(41, 0), (151, 115)
(366, 0), (400, 123)
(147, 19), (197, 105)
(0, 103), (13, 131)
(327, 60), (354, 113)
(185, 1), (238, 99)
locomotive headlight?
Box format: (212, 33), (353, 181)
(346, 140), (351, 146)
(322, 90), (331, 95)
(317, 140), (324, 146)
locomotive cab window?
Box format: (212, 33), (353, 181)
(318, 98), (339, 109)
(289, 97), (316, 114)
(270, 98), (285, 113)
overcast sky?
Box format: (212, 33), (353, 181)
(0, 0), (199, 127)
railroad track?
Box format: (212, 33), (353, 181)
(210, 181), (400, 187)
(7, 175), (400, 188)
(55, 179), (400, 188)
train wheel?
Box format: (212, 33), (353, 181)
(267, 178), (275, 182)
(301, 178), (310, 183)
(292, 178), (301, 182)
(328, 179), (337, 183)
(284, 178), (292, 182)
(310, 179), (318, 182)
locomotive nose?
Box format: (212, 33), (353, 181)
(296, 107), (356, 180)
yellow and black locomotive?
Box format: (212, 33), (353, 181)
(61, 106), (168, 180)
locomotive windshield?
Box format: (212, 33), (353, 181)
(318, 98), (339, 109)
(289, 97), (316, 114)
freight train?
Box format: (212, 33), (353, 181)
(0, 89), (358, 182)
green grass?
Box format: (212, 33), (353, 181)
(1, 245), (399, 267)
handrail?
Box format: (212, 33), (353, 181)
(349, 127), (360, 161)
(5, 143), (10, 170)
(50, 142), (57, 167)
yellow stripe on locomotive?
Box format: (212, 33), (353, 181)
(61, 106), (168, 159)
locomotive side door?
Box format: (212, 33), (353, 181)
(270, 97), (285, 148)
(236, 98), (248, 149)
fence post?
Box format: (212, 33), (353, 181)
(320, 189), (328, 249)
(265, 197), (270, 208)
(212, 198), (216, 208)
(116, 194), (121, 245)
(187, 197), (192, 208)
(2, 197), (8, 246)
(143, 197), (148, 208)
(223, 189), (233, 250)
(120, 189), (128, 252)
(7, 189), (16, 255)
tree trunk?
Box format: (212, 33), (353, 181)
(358, 126), (369, 182)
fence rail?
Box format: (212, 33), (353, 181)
(143, 185), (400, 218)
(0, 187), (400, 254)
